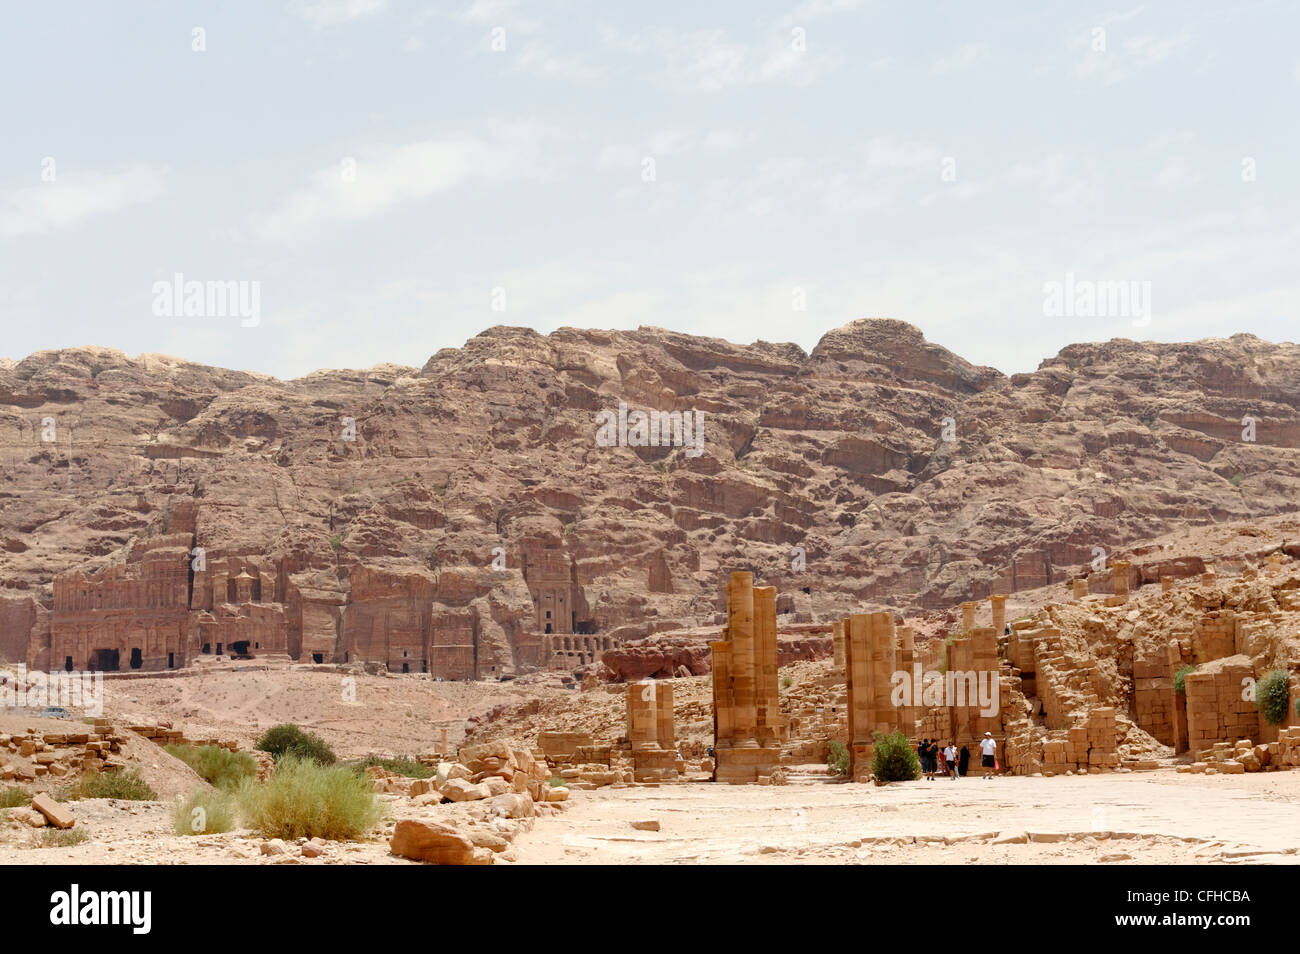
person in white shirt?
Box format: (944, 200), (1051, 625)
(944, 744), (958, 780)
(979, 732), (998, 779)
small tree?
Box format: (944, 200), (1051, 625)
(870, 730), (920, 782)
(1254, 669), (1291, 726)
(826, 740), (850, 776)
(1173, 664), (1198, 694)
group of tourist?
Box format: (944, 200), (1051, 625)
(917, 732), (999, 780)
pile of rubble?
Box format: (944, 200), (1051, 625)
(378, 741), (574, 865)
(1178, 729), (1300, 774)
(0, 719), (128, 781)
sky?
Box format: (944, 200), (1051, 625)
(0, 0), (1296, 379)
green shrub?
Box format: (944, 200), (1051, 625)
(826, 739), (850, 776)
(1255, 669), (1292, 726)
(255, 724), (337, 765)
(780, 674), (793, 689)
(548, 775), (568, 788)
(40, 828), (89, 848)
(0, 787), (31, 808)
(237, 755), (381, 841)
(870, 730), (920, 782)
(1173, 664), (1198, 694)
(61, 769), (157, 801)
(173, 787), (239, 835)
(359, 755), (434, 779)
(165, 744), (258, 790)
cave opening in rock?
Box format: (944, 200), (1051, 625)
(89, 649), (119, 672)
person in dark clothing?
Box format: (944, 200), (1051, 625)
(958, 745), (971, 778)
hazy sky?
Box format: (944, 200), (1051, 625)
(1, 1), (1296, 379)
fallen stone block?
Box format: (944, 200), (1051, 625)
(441, 778), (492, 802)
(390, 820), (492, 865)
(31, 793), (75, 830)
(484, 793), (534, 819)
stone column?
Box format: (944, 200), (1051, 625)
(1160, 575), (1174, 593)
(897, 626), (918, 735)
(627, 680), (677, 781)
(960, 601), (978, 633)
(1112, 560), (1131, 600)
(844, 614), (872, 780)
(990, 594), (1008, 635)
(754, 585), (780, 745)
(655, 681), (675, 754)
(710, 640), (734, 747)
(1073, 579), (1089, 599)
(832, 619), (845, 671)
(969, 626), (1000, 743)
(726, 572), (758, 747)
(868, 612), (898, 739)
(627, 681), (658, 747)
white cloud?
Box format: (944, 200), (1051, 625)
(514, 42), (600, 81)
(0, 166), (167, 239)
(1152, 157), (1203, 190)
(861, 136), (942, 170)
(1006, 154), (1100, 207)
(701, 128), (759, 152)
(289, 0), (386, 29)
(599, 25), (839, 90)
(934, 42), (989, 74)
(255, 125), (554, 242)
(1076, 29), (1192, 84)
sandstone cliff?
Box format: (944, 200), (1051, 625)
(1, 321), (1297, 673)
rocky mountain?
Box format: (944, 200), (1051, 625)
(1, 319), (1298, 674)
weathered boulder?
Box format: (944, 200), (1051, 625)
(390, 820), (493, 865)
(441, 778), (492, 802)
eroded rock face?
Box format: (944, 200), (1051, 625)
(2, 322), (1299, 674)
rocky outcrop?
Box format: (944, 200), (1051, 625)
(2, 323), (1299, 675)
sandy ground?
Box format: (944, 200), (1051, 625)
(5, 768), (1299, 865)
(509, 770), (1300, 865)
(103, 666), (563, 757)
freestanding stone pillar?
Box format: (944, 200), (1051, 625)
(960, 601), (978, 633)
(844, 610), (900, 781)
(1073, 579), (1089, 599)
(711, 571), (781, 783)
(1112, 560), (1131, 600)
(990, 594), (1008, 635)
(832, 619), (845, 670)
(627, 680), (678, 781)
(728, 572), (758, 747)
(754, 585), (780, 745)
